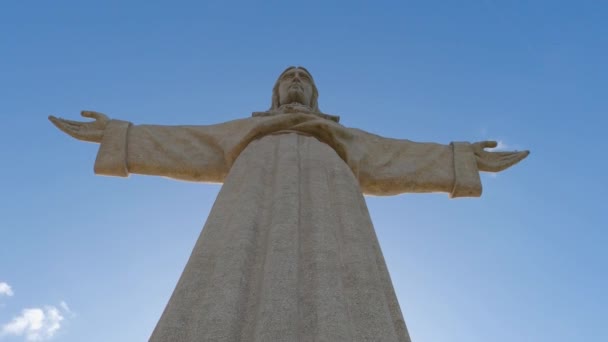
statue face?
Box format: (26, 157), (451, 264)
(277, 68), (314, 107)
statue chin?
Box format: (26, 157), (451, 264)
(283, 90), (308, 106)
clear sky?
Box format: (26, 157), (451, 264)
(1, 1), (606, 341)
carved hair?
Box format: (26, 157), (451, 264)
(270, 66), (320, 113)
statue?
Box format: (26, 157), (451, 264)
(50, 67), (528, 342)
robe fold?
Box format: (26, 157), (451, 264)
(94, 113), (482, 341)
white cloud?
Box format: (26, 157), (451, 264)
(0, 283), (13, 297)
(1, 306), (64, 341)
(59, 302), (70, 315)
(58, 301), (75, 318)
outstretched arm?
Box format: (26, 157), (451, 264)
(349, 129), (529, 198)
(49, 111), (242, 183)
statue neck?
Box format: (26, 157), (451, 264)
(252, 103), (340, 123)
(276, 103), (315, 114)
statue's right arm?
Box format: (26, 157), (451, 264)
(49, 111), (242, 183)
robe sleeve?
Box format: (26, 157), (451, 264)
(350, 129), (482, 198)
(94, 119), (235, 183)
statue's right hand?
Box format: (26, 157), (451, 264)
(49, 111), (110, 143)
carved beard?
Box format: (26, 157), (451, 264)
(284, 86), (308, 106)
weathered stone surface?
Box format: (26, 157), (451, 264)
(150, 133), (410, 341)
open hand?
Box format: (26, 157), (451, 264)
(49, 111), (109, 143)
(472, 141), (530, 172)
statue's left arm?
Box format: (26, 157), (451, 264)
(346, 128), (529, 198)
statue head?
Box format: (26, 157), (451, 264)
(254, 66), (338, 122)
(270, 66), (320, 112)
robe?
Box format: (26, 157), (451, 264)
(94, 112), (482, 342)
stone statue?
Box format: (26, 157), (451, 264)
(50, 66), (528, 342)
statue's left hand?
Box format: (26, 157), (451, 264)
(472, 141), (530, 172)
(49, 111), (110, 143)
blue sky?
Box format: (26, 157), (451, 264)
(1, 1), (606, 341)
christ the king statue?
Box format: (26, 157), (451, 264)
(50, 67), (528, 342)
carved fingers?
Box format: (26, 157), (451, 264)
(48, 111), (109, 143)
(472, 141), (530, 172)
(80, 110), (109, 122)
(475, 140), (498, 150)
